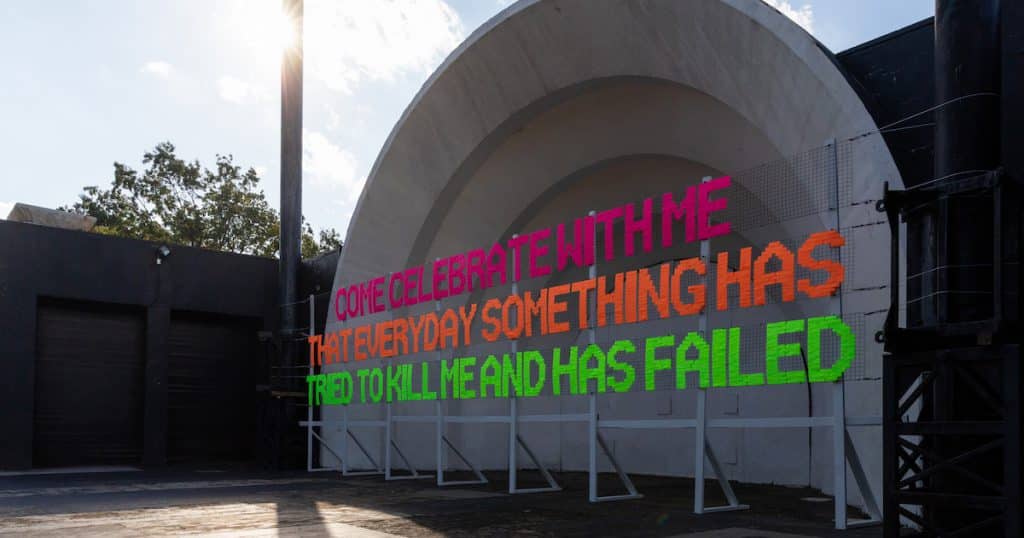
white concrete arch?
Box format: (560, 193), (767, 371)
(329, 0), (899, 301)
(322, 0), (900, 510)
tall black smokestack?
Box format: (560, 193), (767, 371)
(931, 0), (1000, 324)
(880, 1), (1018, 535)
(280, 0), (303, 353)
(912, 0), (1004, 533)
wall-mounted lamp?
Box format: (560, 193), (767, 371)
(156, 244), (172, 265)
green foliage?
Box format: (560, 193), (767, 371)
(61, 142), (342, 258)
(302, 222), (344, 258)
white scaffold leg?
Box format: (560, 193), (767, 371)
(438, 434), (488, 486)
(510, 434), (560, 493)
(844, 429), (883, 528)
(309, 429), (342, 472)
(509, 396), (518, 493)
(834, 381), (848, 529)
(435, 400), (444, 486)
(385, 403), (434, 481)
(692, 181), (745, 513)
(342, 426), (385, 476)
(298, 419), (346, 473)
(508, 372), (559, 493)
(589, 393), (642, 502)
(694, 388), (748, 514)
(699, 439), (749, 513)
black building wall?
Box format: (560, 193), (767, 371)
(837, 18), (936, 187)
(0, 220), (279, 469)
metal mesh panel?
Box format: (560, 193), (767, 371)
(342, 308), (876, 405)
(722, 143), (854, 233)
(319, 138), (890, 403)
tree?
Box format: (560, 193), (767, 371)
(302, 222), (343, 258)
(61, 142), (342, 258)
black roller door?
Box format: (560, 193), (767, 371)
(167, 312), (257, 463)
(34, 300), (145, 467)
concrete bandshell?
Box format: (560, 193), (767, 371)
(323, 0), (901, 510)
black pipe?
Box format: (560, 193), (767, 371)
(1001, 3), (1023, 534)
(921, 1), (1002, 533)
(908, 1), (1000, 328)
(931, 0), (1001, 325)
(279, 0), (303, 356)
(936, 0), (1001, 179)
(1001, 0), (1023, 325)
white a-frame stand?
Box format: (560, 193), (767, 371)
(302, 188), (884, 530)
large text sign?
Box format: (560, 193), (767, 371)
(309, 177), (853, 405)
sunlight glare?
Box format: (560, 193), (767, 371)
(228, 1), (300, 59)
(274, 9), (299, 54)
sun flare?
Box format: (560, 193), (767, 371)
(227, 1), (300, 58)
(271, 8), (299, 53)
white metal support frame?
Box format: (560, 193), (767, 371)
(303, 293), (385, 475)
(301, 416), (386, 475)
(843, 419), (883, 527)
(302, 185), (886, 530)
(437, 428), (489, 486)
(833, 383), (848, 527)
(508, 429), (561, 493)
(827, 138), (881, 530)
(383, 292), (436, 481)
(431, 295), (489, 487)
(829, 137), (848, 530)
(385, 402), (435, 481)
(434, 293), (446, 486)
(828, 381), (882, 529)
(589, 394), (643, 502)
(434, 402), (491, 486)
(693, 373), (749, 514)
(304, 294), (347, 473)
(435, 400), (444, 485)
(694, 176), (749, 514)
(586, 209), (643, 503)
(306, 294), (318, 471)
(508, 269), (561, 494)
(340, 411), (386, 476)
(304, 358), (883, 528)
(372, 271), (435, 482)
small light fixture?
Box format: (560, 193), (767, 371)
(156, 244), (171, 265)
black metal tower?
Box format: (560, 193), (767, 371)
(882, 0), (1022, 535)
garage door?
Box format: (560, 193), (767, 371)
(34, 300), (145, 467)
(167, 312), (257, 463)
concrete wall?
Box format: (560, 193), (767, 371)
(324, 0), (902, 509)
(0, 220), (279, 469)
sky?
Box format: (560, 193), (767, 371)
(0, 0), (934, 239)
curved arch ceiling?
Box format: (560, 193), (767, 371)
(328, 0), (901, 331)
